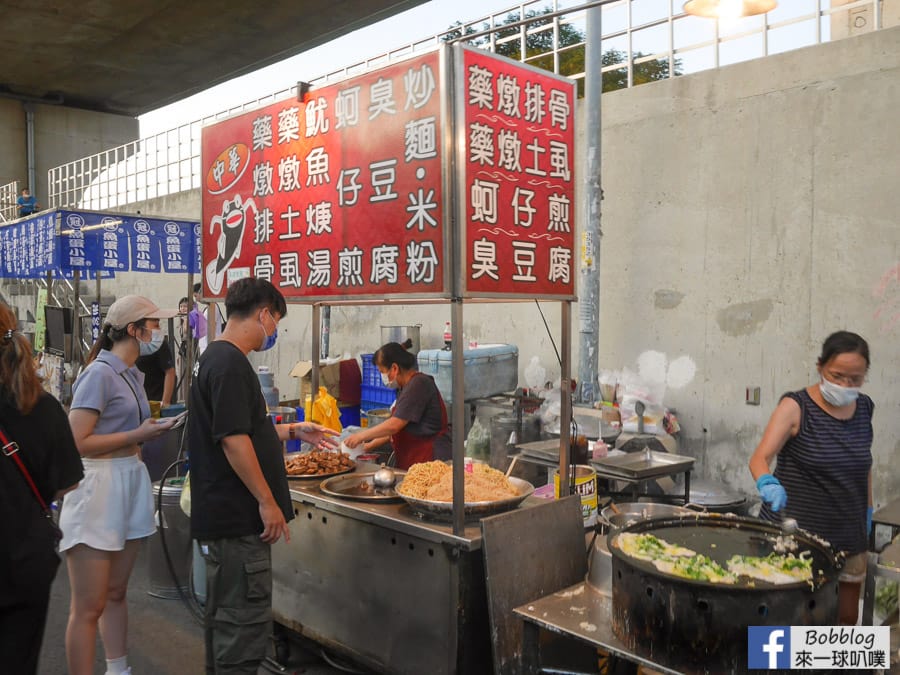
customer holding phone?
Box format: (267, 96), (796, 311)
(60, 295), (177, 675)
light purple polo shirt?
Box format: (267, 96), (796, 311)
(71, 350), (150, 434)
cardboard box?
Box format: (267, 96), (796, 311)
(290, 360), (342, 403)
(290, 358), (362, 405)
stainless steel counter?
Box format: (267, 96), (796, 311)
(272, 465), (541, 674)
(514, 582), (689, 675)
(284, 474), (488, 551)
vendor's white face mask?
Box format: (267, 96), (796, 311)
(820, 377), (860, 407)
(380, 370), (399, 390)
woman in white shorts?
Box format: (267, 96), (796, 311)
(61, 295), (177, 675)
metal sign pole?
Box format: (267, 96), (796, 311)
(72, 269), (82, 365)
(310, 304), (321, 415)
(183, 273), (195, 403)
(558, 301), (572, 495)
(451, 297), (465, 535)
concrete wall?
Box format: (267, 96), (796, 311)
(831, 0), (900, 39)
(0, 101), (26, 189)
(597, 25), (900, 505)
(18, 25), (899, 505)
(0, 98), (137, 209)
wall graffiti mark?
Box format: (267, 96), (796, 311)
(872, 263), (900, 334)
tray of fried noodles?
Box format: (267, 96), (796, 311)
(395, 461), (534, 521)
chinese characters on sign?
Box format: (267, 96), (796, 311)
(201, 52), (445, 300)
(56, 210), (198, 277)
(460, 46), (576, 299)
(0, 214), (56, 279)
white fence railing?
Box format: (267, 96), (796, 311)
(48, 0), (884, 211)
(0, 180), (19, 222)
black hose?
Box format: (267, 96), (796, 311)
(157, 454), (204, 624)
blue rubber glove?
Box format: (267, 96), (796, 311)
(756, 474), (787, 512)
(867, 506), (874, 535)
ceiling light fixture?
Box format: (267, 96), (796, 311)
(683, 0), (777, 19)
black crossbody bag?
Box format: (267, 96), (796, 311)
(0, 424), (63, 544)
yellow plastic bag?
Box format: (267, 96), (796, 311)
(305, 386), (343, 432)
(179, 472), (191, 517)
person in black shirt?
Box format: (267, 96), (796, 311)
(0, 302), (83, 675)
(135, 334), (176, 405)
(187, 277), (337, 674)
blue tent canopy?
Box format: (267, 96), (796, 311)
(0, 208), (200, 279)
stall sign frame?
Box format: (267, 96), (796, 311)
(197, 43), (577, 535)
(452, 43), (577, 302)
(199, 49), (451, 303)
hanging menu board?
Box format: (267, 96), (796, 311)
(200, 44), (576, 302)
(455, 45), (576, 300)
(200, 51), (447, 301)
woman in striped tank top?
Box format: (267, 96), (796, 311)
(749, 331), (873, 626)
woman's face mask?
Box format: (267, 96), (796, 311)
(380, 367), (399, 389)
(256, 310), (278, 352)
(139, 328), (164, 356)
(820, 376), (860, 407)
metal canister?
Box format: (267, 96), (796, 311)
(148, 478), (192, 599)
(553, 465), (598, 526)
(489, 413), (540, 471)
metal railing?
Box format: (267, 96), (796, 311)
(0, 180), (19, 222)
(48, 0), (884, 211)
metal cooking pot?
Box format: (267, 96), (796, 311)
(588, 502), (697, 596)
(608, 514), (842, 674)
(665, 477), (750, 515)
(599, 502), (695, 531)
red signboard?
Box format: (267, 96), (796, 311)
(201, 51), (446, 300)
(457, 46), (576, 300)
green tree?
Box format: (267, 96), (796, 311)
(444, 8), (681, 96)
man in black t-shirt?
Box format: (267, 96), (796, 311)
(187, 277), (337, 674)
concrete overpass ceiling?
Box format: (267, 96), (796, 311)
(0, 0), (428, 117)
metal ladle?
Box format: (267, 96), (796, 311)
(373, 463), (397, 488)
(781, 516), (798, 535)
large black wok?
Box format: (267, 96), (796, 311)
(608, 514), (843, 674)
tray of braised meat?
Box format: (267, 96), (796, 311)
(284, 450), (356, 479)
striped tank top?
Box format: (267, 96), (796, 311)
(760, 389), (873, 555)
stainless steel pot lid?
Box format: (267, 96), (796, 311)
(666, 477), (746, 506)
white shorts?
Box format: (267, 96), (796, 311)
(59, 455), (156, 552)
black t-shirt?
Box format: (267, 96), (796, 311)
(187, 340), (292, 540)
(0, 393), (84, 595)
(135, 336), (175, 401)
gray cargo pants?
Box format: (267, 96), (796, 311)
(199, 535), (273, 674)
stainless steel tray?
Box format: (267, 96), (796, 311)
(591, 449), (694, 479)
(319, 471), (407, 502)
(396, 476), (535, 522)
(285, 458), (356, 480)
(516, 439), (562, 462)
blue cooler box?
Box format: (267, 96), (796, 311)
(417, 343), (518, 403)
